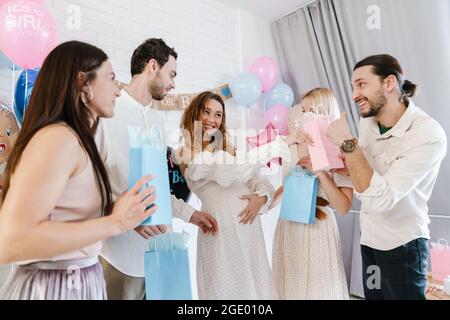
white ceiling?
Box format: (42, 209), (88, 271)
(216, 0), (313, 21)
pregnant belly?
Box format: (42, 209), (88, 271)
(197, 182), (253, 216)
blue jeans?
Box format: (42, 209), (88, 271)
(361, 238), (429, 300)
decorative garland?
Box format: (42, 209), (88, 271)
(151, 84), (232, 110)
(120, 83), (232, 111)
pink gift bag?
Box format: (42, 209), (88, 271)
(430, 239), (450, 281)
(303, 117), (344, 171)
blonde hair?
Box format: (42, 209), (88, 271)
(301, 88), (340, 118)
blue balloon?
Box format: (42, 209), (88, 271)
(13, 68), (39, 125)
(229, 72), (262, 106)
(265, 82), (294, 108)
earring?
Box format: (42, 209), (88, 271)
(89, 88), (94, 100)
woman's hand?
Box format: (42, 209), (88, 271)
(298, 156), (329, 178)
(109, 175), (158, 235)
(268, 186), (283, 210)
(285, 128), (314, 146)
(239, 194), (267, 224)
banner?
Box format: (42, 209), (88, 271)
(120, 83), (232, 111)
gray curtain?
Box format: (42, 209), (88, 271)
(272, 0), (450, 298)
(333, 0), (450, 216)
(272, 0), (359, 136)
(272, 0), (450, 215)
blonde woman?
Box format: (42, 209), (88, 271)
(272, 88), (353, 300)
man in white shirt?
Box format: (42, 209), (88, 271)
(326, 54), (447, 299)
(96, 38), (218, 300)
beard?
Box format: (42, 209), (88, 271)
(359, 89), (388, 118)
(149, 72), (167, 101)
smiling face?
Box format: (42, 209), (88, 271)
(0, 107), (19, 164)
(200, 98), (224, 136)
(180, 92), (228, 153)
(351, 65), (389, 118)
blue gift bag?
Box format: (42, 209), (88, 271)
(280, 166), (318, 224)
(128, 125), (173, 226)
(144, 233), (193, 300)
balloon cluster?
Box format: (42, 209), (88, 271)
(0, 0), (59, 69)
(0, 0), (57, 126)
(229, 57), (294, 135)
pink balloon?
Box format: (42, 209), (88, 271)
(0, 1), (59, 69)
(265, 104), (290, 135)
(0, 0), (43, 4)
(250, 57), (280, 93)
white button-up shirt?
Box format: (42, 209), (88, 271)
(356, 100), (447, 251)
(95, 89), (195, 277)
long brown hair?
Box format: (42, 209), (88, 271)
(180, 91), (229, 153)
(2, 41), (113, 215)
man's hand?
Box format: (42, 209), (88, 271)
(326, 112), (354, 146)
(189, 211), (219, 235)
(239, 194), (267, 224)
(135, 225), (168, 239)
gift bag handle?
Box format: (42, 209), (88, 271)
(128, 126), (143, 148)
(149, 234), (158, 252)
(169, 225), (191, 252)
(169, 231), (174, 252)
(290, 165), (314, 177)
(150, 232), (174, 253)
(149, 124), (165, 150)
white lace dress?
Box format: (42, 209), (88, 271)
(183, 139), (290, 300)
(272, 171), (352, 300)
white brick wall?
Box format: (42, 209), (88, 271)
(0, 0), (244, 146)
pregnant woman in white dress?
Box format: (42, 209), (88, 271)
(176, 91), (296, 300)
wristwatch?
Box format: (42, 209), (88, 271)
(340, 138), (358, 153)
